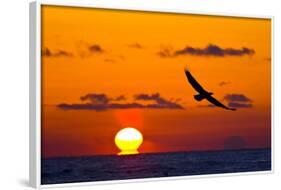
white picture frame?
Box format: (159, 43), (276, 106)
(29, 1), (274, 188)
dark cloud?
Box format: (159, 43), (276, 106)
(114, 95), (126, 101)
(42, 48), (73, 57)
(88, 44), (104, 53)
(75, 42), (105, 58)
(174, 44), (255, 57)
(224, 136), (246, 150)
(80, 94), (126, 103)
(128, 43), (143, 49)
(223, 93), (253, 109)
(57, 103), (102, 111)
(57, 102), (143, 111)
(58, 93), (184, 111)
(158, 44), (255, 58)
(135, 93), (184, 109)
(80, 93), (110, 104)
(157, 48), (173, 58)
(223, 94), (252, 102)
(55, 50), (73, 57)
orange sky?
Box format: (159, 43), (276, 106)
(41, 5), (271, 158)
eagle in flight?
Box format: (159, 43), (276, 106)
(184, 69), (236, 111)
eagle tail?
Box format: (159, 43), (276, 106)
(194, 94), (205, 101)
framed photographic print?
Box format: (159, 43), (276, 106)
(29, 1), (273, 188)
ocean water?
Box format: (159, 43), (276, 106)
(41, 148), (271, 185)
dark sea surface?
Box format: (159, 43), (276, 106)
(41, 148), (271, 185)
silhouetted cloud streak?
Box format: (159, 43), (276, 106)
(88, 44), (104, 53)
(158, 44), (255, 58)
(80, 93), (110, 104)
(174, 44), (255, 57)
(218, 81), (230, 86)
(42, 48), (73, 57)
(223, 93), (253, 108)
(157, 48), (173, 58)
(115, 95), (126, 101)
(223, 94), (252, 102)
(135, 93), (184, 109)
(58, 93), (184, 111)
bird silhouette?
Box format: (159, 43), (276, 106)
(184, 69), (236, 111)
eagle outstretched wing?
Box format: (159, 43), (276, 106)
(184, 68), (236, 111)
(184, 69), (207, 93)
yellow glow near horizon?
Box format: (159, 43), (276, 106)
(115, 128), (143, 155)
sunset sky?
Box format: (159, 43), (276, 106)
(41, 5), (271, 158)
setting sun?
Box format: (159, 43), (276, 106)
(115, 128), (143, 155)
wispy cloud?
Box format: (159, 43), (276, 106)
(134, 93), (184, 109)
(128, 43), (143, 49)
(75, 41), (105, 58)
(88, 44), (104, 53)
(157, 48), (173, 58)
(218, 81), (230, 86)
(115, 95), (126, 101)
(80, 93), (111, 104)
(58, 93), (184, 111)
(42, 48), (73, 57)
(224, 94), (253, 108)
(175, 44), (255, 57)
(158, 44), (255, 58)
(223, 94), (252, 102)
